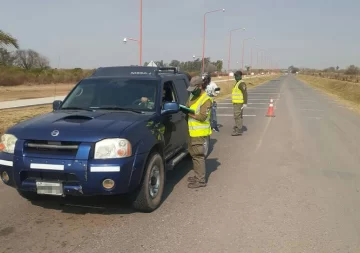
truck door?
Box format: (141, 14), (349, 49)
(173, 78), (190, 148)
(160, 81), (181, 158)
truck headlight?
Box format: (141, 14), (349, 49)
(94, 138), (132, 159)
(0, 134), (17, 154)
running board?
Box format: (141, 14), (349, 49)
(166, 151), (188, 170)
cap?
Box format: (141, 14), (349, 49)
(187, 76), (203, 91)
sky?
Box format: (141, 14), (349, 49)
(1, 0), (359, 70)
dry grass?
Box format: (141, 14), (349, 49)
(0, 83), (75, 102)
(0, 105), (52, 135)
(214, 74), (282, 101)
(0, 66), (93, 87)
(297, 74), (360, 113)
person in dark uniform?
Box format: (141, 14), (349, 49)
(231, 70), (248, 136)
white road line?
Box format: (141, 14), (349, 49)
(219, 102), (270, 105)
(248, 93), (282, 94)
(218, 114), (256, 117)
(218, 102), (272, 105)
(307, 116), (322, 120)
(248, 98), (279, 100)
(300, 109), (324, 111)
(217, 107), (270, 109)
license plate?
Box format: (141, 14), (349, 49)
(36, 181), (63, 196)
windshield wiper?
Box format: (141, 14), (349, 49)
(91, 106), (144, 114)
(60, 107), (93, 112)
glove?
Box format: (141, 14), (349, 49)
(241, 104), (247, 109)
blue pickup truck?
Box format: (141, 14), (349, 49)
(0, 66), (210, 212)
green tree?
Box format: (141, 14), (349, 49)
(0, 48), (16, 66)
(0, 30), (19, 49)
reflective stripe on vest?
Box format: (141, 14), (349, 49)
(232, 80), (244, 103)
(188, 93), (212, 137)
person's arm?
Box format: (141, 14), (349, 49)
(212, 82), (218, 96)
(188, 99), (212, 122)
(238, 81), (248, 104)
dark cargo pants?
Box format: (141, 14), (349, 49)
(210, 101), (218, 129)
(233, 103), (243, 132)
(188, 136), (206, 183)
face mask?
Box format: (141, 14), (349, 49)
(235, 75), (242, 82)
(191, 87), (201, 97)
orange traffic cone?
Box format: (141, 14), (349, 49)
(266, 98), (275, 117)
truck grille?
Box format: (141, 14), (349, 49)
(20, 171), (79, 182)
(24, 140), (80, 157)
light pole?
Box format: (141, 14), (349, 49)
(123, 37), (141, 65)
(241, 37), (255, 70)
(251, 44), (261, 70)
(257, 48), (265, 70)
(227, 27), (246, 77)
(123, 0), (142, 65)
(202, 8), (225, 73)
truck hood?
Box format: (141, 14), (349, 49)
(8, 110), (152, 142)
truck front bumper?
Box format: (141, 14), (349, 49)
(0, 152), (149, 196)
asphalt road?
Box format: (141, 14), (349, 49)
(1, 75), (360, 253)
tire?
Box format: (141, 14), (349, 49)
(132, 152), (165, 212)
(17, 190), (41, 201)
(203, 135), (210, 158)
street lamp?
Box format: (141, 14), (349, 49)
(241, 37), (255, 70)
(256, 48), (265, 70)
(123, 37), (141, 64)
(251, 44), (261, 69)
(202, 8), (225, 73)
(123, 0), (143, 65)
(227, 27), (246, 77)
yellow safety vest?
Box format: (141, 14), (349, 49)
(232, 81), (244, 103)
(188, 93), (212, 137)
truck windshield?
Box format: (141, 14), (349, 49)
(61, 78), (159, 112)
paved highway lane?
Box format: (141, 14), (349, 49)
(1, 75), (360, 252)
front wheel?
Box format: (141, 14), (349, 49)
(132, 152), (165, 212)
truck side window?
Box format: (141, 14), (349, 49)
(162, 81), (178, 106)
(174, 79), (189, 105)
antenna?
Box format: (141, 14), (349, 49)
(54, 56), (60, 101)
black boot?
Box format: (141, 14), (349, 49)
(232, 127), (242, 136)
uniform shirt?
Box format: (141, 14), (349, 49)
(186, 92), (212, 122)
(186, 92), (212, 144)
(205, 81), (218, 97)
(235, 80), (248, 104)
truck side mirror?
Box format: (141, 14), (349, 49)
(53, 100), (62, 111)
(161, 102), (180, 115)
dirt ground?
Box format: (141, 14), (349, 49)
(0, 83), (75, 102)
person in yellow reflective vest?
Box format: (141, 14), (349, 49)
(231, 70), (248, 136)
(185, 76), (213, 188)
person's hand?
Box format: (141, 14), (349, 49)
(243, 104), (247, 108)
(188, 114), (196, 119)
(141, 97), (149, 103)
